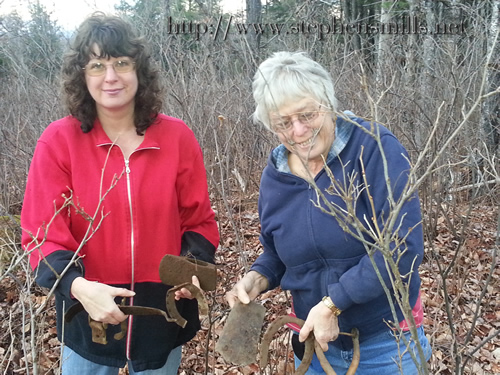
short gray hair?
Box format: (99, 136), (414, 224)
(252, 51), (338, 130)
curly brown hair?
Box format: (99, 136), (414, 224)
(62, 12), (162, 135)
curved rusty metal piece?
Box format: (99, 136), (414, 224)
(312, 330), (360, 375)
(114, 306), (180, 341)
(346, 328), (360, 375)
(114, 320), (128, 341)
(262, 315), (360, 375)
(314, 329), (360, 375)
(64, 302), (85, 323)
(65, 282), (208, 334)
(260, 316), (315, 375)
(314, 340), (337, 375)
(119, 306), (171, 319)
(166, 282), (208, 328)
(68, 304), (174, 344)
(65, 303), (171, 323)
(111, 306), (174, 341)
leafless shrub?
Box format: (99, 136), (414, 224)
(0, 1), (499, 374)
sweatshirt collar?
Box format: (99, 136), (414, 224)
(92, 119), (160, 150)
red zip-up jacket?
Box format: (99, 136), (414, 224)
(21, 114), (219, 371)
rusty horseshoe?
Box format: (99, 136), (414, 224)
(166, 282), (209, 328)
(260, 316), (360, 375)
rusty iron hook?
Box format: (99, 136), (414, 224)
(260, 315), (360, 375)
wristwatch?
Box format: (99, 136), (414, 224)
(322, 296), (342, 317)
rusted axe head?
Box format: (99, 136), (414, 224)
(215, 301), (266, 366)
(159, 254), (217, 291)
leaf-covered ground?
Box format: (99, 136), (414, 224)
(0, 201), (498, 374)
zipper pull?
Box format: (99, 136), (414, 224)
(125, 159), (131, 174)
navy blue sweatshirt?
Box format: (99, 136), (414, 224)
(251, 116), (423, 350)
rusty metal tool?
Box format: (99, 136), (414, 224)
(260, 315), (360, 375)
(166, 282), (209, 328)
(159, 254), (217, 291)
(260, 316), (316, 374)
(65, 255), (217, 343)
(215, 301), (266, 366)
(65, 302), (176, 344)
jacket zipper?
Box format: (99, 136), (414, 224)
(124, 158), (135, 360)
(96, 144), (159, 359)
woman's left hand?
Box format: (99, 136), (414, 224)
(298, 300), (340, 351)
(174, 275), (201, 300)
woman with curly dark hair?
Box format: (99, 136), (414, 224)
(21, 12), (219, 374)
(61, 12), (162, 135)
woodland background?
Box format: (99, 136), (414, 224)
(0, 0), (499, 374)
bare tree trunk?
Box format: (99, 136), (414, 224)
(376, 1), (394, 87)
(246, 0), (262, 55)
(405, 0), (420, 87)
(481, 0), (500, 154)
(342, 0), (352, 24)
(164, 0), (170, 17)
(341, 0), (361, 51)
(417, 0), (438, 151)
(351, 0), (362, 51)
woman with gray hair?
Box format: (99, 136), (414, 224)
(226, 51), (431, 374)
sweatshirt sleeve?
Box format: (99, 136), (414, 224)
(176, 132), (219, 263)
(327, 132), (424, 311)
(21, 136), (84, 297)
(249, 177), (286, 291)
(250, 232), (286, 291)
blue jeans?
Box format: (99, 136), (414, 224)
(61, 345), (182, 375)
(295, 326), (432, 375)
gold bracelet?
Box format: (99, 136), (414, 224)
(322, 296), (342, 317)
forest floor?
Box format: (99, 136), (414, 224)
(0, 198), (498, 374)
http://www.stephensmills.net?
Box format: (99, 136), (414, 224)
(167, 15), (466, 41)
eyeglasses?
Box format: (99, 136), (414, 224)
(82, 58), (136, 76)
(270, 108), (330, 132)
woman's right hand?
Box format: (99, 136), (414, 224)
(225, 270), (269, 308)
(70, 277), (135, 325)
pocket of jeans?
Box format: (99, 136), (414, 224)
(385, 328), (413, 340)
(291, 334), (305, 360)
(385, 327), (428, 351)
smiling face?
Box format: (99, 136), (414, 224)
(84, 46), (138, 117)
(270, 97), (335, 170)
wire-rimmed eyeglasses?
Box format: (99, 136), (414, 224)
(270, 107), (331, 133)
(82, 58), (136, 77)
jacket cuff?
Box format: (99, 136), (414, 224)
(180, 231), (216, 264)
(328, 282), (354, 312)
(57, 268), (84, 299)
(34, 250), (85, 299)
(249, 264), (276, 292)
